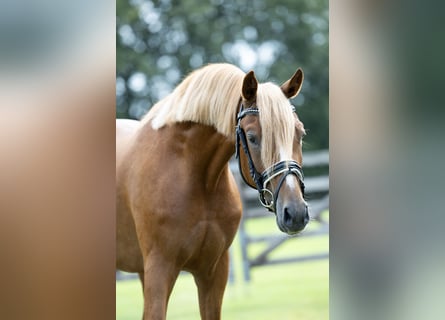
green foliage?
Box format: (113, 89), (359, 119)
(117, 0), (328, 150)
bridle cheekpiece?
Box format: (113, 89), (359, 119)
(235, 103), (305, 213)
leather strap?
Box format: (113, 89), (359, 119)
(235, 103), (305, 213)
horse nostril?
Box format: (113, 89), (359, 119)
(303, 207), (309, 225)
(283, 204), (309, 229)
(283, 206), (292, 225)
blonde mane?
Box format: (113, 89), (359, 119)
(257, 83), (298, 168)
(142, 63), (245, 138)
(142, 63), (302, 169)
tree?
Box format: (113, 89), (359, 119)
(117, 0), (328, 150)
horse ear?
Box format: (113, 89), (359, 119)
(281, 68), (304, 99)
(242, 71), (258, 102)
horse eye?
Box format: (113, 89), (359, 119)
(247, 133), (258, 145)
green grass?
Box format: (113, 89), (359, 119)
(116, 213), (329, 319)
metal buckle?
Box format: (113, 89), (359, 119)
(258, 188), (274, 210)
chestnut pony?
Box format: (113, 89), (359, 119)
(116, 63), (308, 319)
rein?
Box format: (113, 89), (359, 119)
(235, 103), (305, 213)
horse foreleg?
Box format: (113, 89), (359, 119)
(142, 252), (180, 320)
(194, 250), (229, 320)
(138, 272), (145, 290)
(138, 272), (145, 320)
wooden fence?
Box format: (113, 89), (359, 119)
(230, 150), (329, 282)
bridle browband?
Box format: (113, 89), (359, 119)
(235, 103), (305, 213)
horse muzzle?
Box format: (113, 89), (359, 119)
(276, 200), (309, 235)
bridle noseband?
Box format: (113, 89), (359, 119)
(235, 103), (305, 213)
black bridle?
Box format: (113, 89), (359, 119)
(235, 103), (305, 213)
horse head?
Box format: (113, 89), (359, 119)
(236, 68), (308, 234)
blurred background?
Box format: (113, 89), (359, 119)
(116, 0), (328, 151)
(3, 0), (444, 319)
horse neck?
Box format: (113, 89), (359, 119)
(199, 128), (235, 191)
(152, 122), (235, 191)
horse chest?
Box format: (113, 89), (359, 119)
(182, 217), (236, 273)
(174, 194), (239, 264)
